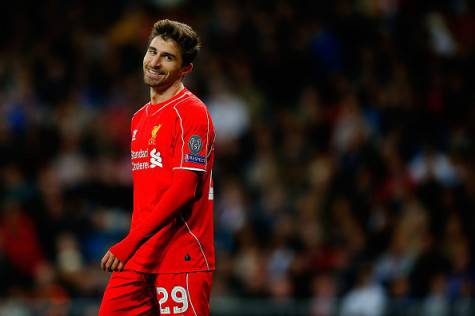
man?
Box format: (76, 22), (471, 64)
(99, 19), (215, 316)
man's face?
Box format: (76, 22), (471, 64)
(143, 36), (189, 89)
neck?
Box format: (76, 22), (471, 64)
(150, 81), (184, 104)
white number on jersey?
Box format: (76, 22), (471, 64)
(156, 286), (189, 314)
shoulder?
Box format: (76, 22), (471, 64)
(132, 103), (149, 121)
(174, 92), (211, 122)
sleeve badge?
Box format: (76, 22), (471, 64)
(188, 135), (203, 154)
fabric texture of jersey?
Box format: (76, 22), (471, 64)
(99, 270), (212, 316)
(99, 270), (160, 316)
(155, 271), (212, 316)
(126, 88), (215, 273)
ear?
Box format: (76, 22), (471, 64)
(181, 63), (193, 76)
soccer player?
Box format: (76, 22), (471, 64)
(99, 19), (215, 316)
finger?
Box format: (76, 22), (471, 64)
(105, 253), (116, 272)
(110, 257), (120, 272)
(117, 262), (125, 272)
(101, 252), (111, 271)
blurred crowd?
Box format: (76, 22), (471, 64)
(1, 0), (475, 315)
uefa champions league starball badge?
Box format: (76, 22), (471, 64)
(188, 135), (202, 154)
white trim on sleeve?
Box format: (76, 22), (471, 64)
(174, 106), (185, 168)
(204, 109), (210, 169)
(173, 167), (206, 172)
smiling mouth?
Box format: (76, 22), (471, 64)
(146, 68), (165, 78)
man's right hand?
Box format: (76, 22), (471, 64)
(100, 250), (125, 272)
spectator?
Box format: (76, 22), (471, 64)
(340, 264), (386, 316)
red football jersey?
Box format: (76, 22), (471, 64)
(126, 88), (215, 273)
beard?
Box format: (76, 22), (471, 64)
(143, 66), (182, 89)
(144, 70), (168, 87)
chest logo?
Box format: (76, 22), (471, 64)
(150, 148), (163, 168)
(149, 124), (162, 145)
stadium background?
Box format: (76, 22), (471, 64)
(1, 0), (475, 315)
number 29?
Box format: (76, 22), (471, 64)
(156, 286), (189, 314)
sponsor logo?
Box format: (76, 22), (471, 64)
(150, 148), (163, 168)
(149, 124), (161, 145)
(184, 154), (206, 165)
(132, 129), (138, 141)
(132, 161), (149, 171)
(131, 148), (162, 170)
(188, 135), (202, 154)
(131, 150), (148, 159)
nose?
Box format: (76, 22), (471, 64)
(149, 54), (161, 67)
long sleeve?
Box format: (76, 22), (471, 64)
(110, 169), (200, 263)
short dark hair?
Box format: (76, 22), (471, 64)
(149, 19), (201, 66)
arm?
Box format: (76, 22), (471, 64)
(101, 169), (200, 271)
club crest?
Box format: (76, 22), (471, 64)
(149, 124), (161, 145)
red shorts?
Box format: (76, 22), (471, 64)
(99, 270), (213, 316)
